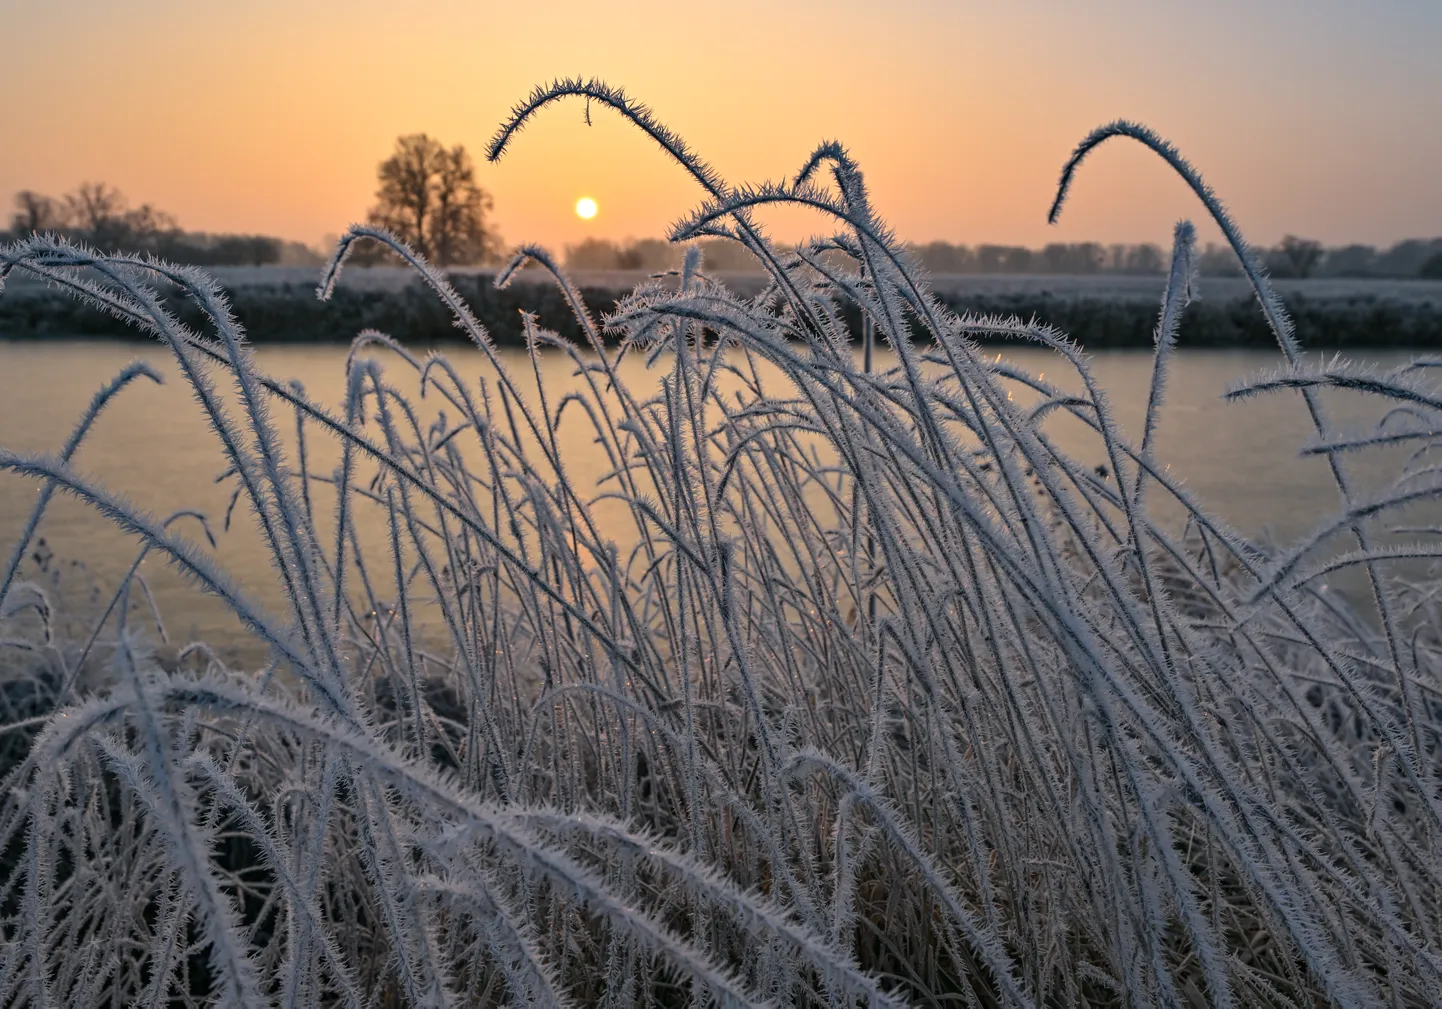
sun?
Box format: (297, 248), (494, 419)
(575, 196), (598, 220)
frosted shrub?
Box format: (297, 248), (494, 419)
(1, 81), (1440, 1007)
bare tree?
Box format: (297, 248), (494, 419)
(10, 191), (68, 234)
(1279, 234), (1324, 279)
(122, 202), (178, 241)
(368, 134), (500, 266)
(8, 182), (293, 263)
(64, 181), (129, 245)
(434, 145), (498, 266)
(48, 182), (176, 250)
(369, 135), (436, 257)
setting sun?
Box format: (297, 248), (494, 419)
(575, 196), (597, 220)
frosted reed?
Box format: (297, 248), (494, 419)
(1, 80), (1440, 1006)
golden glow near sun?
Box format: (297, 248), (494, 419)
(575, 197), (598, 220)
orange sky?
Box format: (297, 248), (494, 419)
(4, 1), (1440, 253)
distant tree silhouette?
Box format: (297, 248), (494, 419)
(63, 182), (126, 238)
(563, 237), (756, 273)
(909, 241), (976, 274)
(1320, 243), (1377, 277)
(368, 134), (501, 266)
(974, 244), (1034, 273)
(1376, 239), (1442, 277)
(564, 237), (624, 270)
(1042, 242), (1104, 274)
(59, 182), (176, 249)
(8, 182), (175, 250)
(1279, 235), (1324, 279)
(1421, 250), (1442, 280)
(6, 183), (320, 265)
(10, 191), (66, 234)
(617, 238), (675, 271)
(162, 234), (283, 266)
(1121, 243), (1164, 274)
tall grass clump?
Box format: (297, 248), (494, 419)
(2, 80), (1441, 1006)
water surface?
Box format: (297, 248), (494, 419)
(0, 340), (1420, 660)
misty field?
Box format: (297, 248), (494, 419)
(1, 80), (1441, 1007)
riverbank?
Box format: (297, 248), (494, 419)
(4, 268), (1442, 348)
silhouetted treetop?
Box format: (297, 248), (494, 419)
(367, 134), (501, 267)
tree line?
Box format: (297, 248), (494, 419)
(902, 236), (1442, 279)
(9, 133), (1442, 280)
(564, 234), (1442, 279)
(4, 133), (504, 269)
(6, 182), (322, 267)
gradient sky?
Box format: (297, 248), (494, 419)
(3, 0), (1439, 253)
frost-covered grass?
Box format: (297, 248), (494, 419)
(1, 80), (1441, 1007)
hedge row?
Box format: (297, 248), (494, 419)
(3, 276), (1440, 349)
